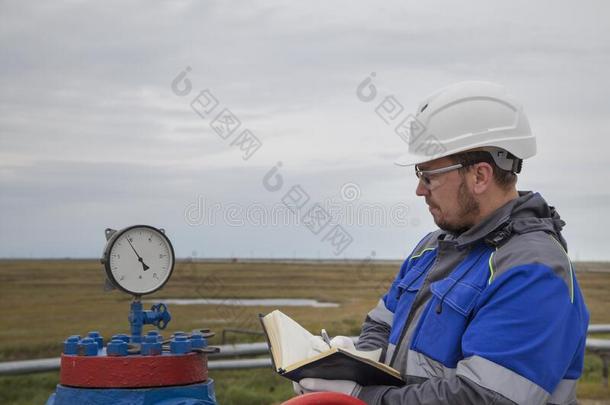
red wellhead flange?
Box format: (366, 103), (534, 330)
(60, 351), (208, 388)
(281, 392), (367, 405)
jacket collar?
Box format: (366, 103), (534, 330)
(446, 191), (543, 248)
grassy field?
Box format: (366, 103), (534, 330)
(0, 259), (609, 404)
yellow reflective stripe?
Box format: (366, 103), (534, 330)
(487, 249), (497, 285)
(548, 235), (575, 304)
(409, 247), (435, 261)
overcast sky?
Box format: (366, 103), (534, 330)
(1, 1), (609, 260)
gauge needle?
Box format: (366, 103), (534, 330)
(126, 238), (150, 271)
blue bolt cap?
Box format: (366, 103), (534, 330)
(87, 331), (104, 349)
(147, 330), (164, 342)
(112, 334), (130, 343)
(79, 338), (99, 356)
(141, 335), (163, 356)
(63, 336), (81, 355)
(190, 333), (208, 349)
(145, 335), (158, 343)
(107, 339), (129, 356)
(170, 335), (191, 355)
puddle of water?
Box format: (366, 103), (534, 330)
(147, 298), (339, 308)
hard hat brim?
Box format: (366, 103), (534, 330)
(394, 152), (431, 167)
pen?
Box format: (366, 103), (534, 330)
(321, 329), (331, 347)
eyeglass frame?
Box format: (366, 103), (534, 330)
(415, 161), (480, 190)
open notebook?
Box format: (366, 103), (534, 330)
(259, 310), (404, 387)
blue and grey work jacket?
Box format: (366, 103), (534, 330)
(356, 192), (589, 405)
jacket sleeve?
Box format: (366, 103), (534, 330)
(356, 310), (392, 356)
(356, 257), (410, 358)
(358, 261), (587, 405)
(358, 374), (515, 404)
(356, 276), (400, 359)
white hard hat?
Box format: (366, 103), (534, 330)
(395, 81), (536, 168)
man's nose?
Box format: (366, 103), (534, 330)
(415, 179), (429, 196)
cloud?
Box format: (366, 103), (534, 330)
(1, 0), (609, 260)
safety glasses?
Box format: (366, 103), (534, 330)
(415, 163), (464, 190)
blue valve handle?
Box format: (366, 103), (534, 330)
(150, 303), (171, 329)
(129, 300), (172, 344)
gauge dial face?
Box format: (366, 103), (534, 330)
(106, 226), (175, 295)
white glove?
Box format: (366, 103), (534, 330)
(293, 381), (307, 395)
(299, 378), (362, 397)
(292, 335), (368, 397)
(294, 336), (359, 396)
(307, 335), (356, 357)
(329, 335), (356, 350)
(307, 335), (332, 357)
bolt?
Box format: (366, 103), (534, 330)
(141, 334), (162, 356)
(147, 330), (164, 342)
(107, 339), (128, 357)
(112, 334), (130, 343)
(190, 333), (208, 349)
(87, 331), (104, 349)
(170, 335), (191, 355)
(79, 337), (99, 356)
(63, 335), (80, 355)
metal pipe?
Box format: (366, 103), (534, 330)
(209, 358), (272, 370)
(588, 324), (610, 334)
(586, 338), (610, 350)
(0, 358), (60, 375)
(209, 342), (269, 358)
(3, 331), (610, 377)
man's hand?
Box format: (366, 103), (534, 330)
(309, 335), (382, 362)
(329, 336), (356, 350)
(297, 378), (361, 397)
(307, 335), (356, 357)
(307, 335), (332, 357)
(292, 335), (366, 397)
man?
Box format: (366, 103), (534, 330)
(295, 81), (589, 404)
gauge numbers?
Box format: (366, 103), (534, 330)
(105, 225), (175, 295)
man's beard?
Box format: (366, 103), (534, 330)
(437, 180), (480, 235)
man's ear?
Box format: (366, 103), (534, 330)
(472, 162), (493, 195)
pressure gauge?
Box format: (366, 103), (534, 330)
(101, 225), (175, 296)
